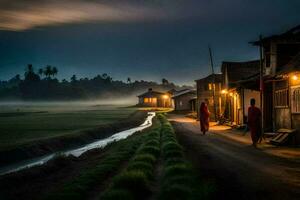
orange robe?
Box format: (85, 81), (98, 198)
(248, 106), (262, 144)
(200, 102), (209, 132)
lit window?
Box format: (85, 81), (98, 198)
(291, 86), (300, 113)
(144, 98), (149, 103)
(208, 83), (212, 90)
(152, 98), (157, 104)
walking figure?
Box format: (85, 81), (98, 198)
(200, 99), (210, 135)
(247, 98), (262, 147)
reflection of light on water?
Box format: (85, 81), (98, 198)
(0, 112), (155, 175)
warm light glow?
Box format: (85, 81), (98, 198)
(221, 89), (228, 94)
(292, 75), (298, 81)
(162, 95), (169, 99)
(229, 92), (233, 97)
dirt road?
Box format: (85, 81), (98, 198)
(169, 114), (300, 200)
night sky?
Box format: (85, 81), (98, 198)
(0, 0), (299, 85)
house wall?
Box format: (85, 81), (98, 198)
(275, 108), (291, 129)
(243, 89), (261, 116)
(289, 78), (300, 143)
(174, 94), (195, 111)
(138, 97), (158, 107)
(291, 114), (300, 143)
(157, 98), (172, 108)
(264, 42), (300, 76)
(197, 79), (225, 121)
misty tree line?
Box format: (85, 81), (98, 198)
(0, 64), (191, 100)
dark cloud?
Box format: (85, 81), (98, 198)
(0, 0), (170, 31)
(1, 0), (299, 31)
(0, 0), (299, 85)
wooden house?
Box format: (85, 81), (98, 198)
(252, 25), (300, 143)
(172, 89), (196, 111)
(137, 88), (172, 107)
(195, 74), (223, 121)
(221, 60), (260, 126)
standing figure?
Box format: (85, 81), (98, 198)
(247, 98), (262, 147)
(200, 99), (210, 135)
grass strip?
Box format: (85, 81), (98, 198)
(158, 113), (213, 200)
(44, 123), (156, 200)
(101, 119), (161, 200)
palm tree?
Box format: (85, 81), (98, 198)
(25, 64), (34, 76)
(52, 67), (58, 77)
(45, 65), (52, 79)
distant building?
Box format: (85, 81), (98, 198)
(195, 74), (223, 121)
(172, 89), (196, 111)
(221, 60), (260, 126)
(137, 88), (172, 107)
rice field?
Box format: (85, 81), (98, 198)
(0, 102), (137, 151)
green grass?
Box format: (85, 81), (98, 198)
(0, 103), (137, 151)
(102, 121), (161, 200)
(45, 128), (146, 200)
(158, 113), (214, 200)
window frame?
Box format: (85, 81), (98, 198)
(274, 88), (289, 108)
(291, 85), (300, 113)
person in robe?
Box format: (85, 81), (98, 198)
(200, 99), (210, 135)
(247, 98), (262, 147)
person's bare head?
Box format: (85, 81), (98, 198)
(250, 98), (255, 106)
(204, 98), (209, 104)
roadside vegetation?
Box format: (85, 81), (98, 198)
(101, 113), (213, 200)
(101, 122), (161, 200)
(45, 131), (146, 200)
(1, 113), (214, 200)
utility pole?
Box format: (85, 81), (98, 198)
(209, 46), (217, 121)
(259, 35), (264, 136)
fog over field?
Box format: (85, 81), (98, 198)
(0, 97), (137, 108)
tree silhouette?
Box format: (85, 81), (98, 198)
(71, 75), (77, 83)
(102, 73), (108, 79)
(25, 64), (34, 77)
(162, 78), (169, 85)
(15, 74), (21, 81)
(24, 64), (40, 81)
(0, 66), (187, 100)
(52, 67), (58, 77)
(45, 65), (52, 79)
